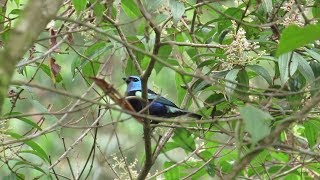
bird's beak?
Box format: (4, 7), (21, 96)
(122, 77), (129, 83)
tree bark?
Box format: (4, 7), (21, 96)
(0, 0), (63, 114)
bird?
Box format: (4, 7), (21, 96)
(123, 75), (202, 120)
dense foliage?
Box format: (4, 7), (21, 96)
(1, 0), (320, 179)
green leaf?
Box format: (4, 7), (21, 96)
(294, 52), (315, 85)
(225, 69), (240, 100)
(163, 142), (181, 152)
(290, 55), (299, 76)
(186, 48), (197, 59)
(3, 173), (24, 180)
(278, 52), (291, 85)
(190, 165), (207, 180)
(82, 61), (100, 79)
(217, 7), (242, 33)
(262, 0), (272, 13)
(122, 0), (142, 18)
(72, 42), (111, 78)
(247, 65), (272, 85)
(155, 45), (172, 72)
(277, 24), (320, 56)
(283, 173), (300, 180)
(305, 48), (320, 63)
(37, 63), (63, 83)
(175, 33), (186, 52)
(198, 59), (218, 68)
(236, 69), (249, 96)
(5, 132), (49, 162)
(310, 61), (320, 78)
(93, 2), (105, 19)
(169, 0), (185, 23)
(239, 105), (272, 144)
(4, 112), (42, 130)
(175, 74), (184, 101)
(9, 9), (22, 15)
(20, 150), (50, 163)
(198, 150), (215, 177)
(13, 160), (47, 174)
(287, 73), (305, 109)
(126, 58), (140, 76)
(312, 2), (320, 18)
(164, 161), (181, 179)
(303, 119), (320, 148)
(14, 0), (19, 6)
(172, 128), (196, 152)
(271, 152), (289, 162)
(85, 42), (111, 59)
(72, 0), (87, 13)
(205, 164), (215, 177)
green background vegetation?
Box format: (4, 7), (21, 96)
(0, 0), (320, 179)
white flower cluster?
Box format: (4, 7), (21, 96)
(0, 120), (9, 142)
(111, 154), (155, 180)
(112, 155), (139, 180)
(280, 0), (305, 27)
(223, 21), (260, 69)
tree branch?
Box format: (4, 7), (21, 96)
(0, 0), (63, 114)
(135, 0), (163, 179)
(225, 91), (320, 179)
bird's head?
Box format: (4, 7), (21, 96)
(122, 76), (142, 92)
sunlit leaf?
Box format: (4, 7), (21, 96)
(92, 2), (105, 19)
(144, 0), (165, 12)
(14, 0), (19, 6)
(3, 173), (25, 180)
(305, 48), (320, 63)
(262, 0), (272, 13)
(247, 65), (272, 85)
(303, 119), (320, 148)
(156, 45), (172, 72)
(172, 128), (195, 152)
(271, 152), (289, 162)
(72, 0), (87, 13)
(9, 9), (21, 15)
(312, 1), (320, 18)
(278, 52), (291, 85)
(217, 7), (242, 33)
(294, 52), (315, 85)
(5, 132), (49, 162)
(225, 69), (240, 100)
(37, 62), (63, 83)
(122, 0), (141, 18)
(49, 58), (61, 84)
(175, 74), (187, 105)
(82, 61), (100, 80)
(290, 55), (298, 76)
(236, 69), (249, 100)
(239, 105), (272, 144)
(277, 24), (320, 56)
(164, 161), (182, 179)
(4, 112), (42, 130)
(13, 160), (47, 174)
(198, 59), (218, 68)
(169, 0), (185, 23)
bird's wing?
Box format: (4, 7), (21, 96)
(133, 89), (179, 108)
(129, 90), (201, 119)
(147, 89), (179, 108)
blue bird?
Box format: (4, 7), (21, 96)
(123, 76), (202, 120)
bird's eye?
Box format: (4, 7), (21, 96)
(133, 78), (139, 82)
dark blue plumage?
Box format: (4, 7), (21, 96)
(123, 76), (201, 119)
